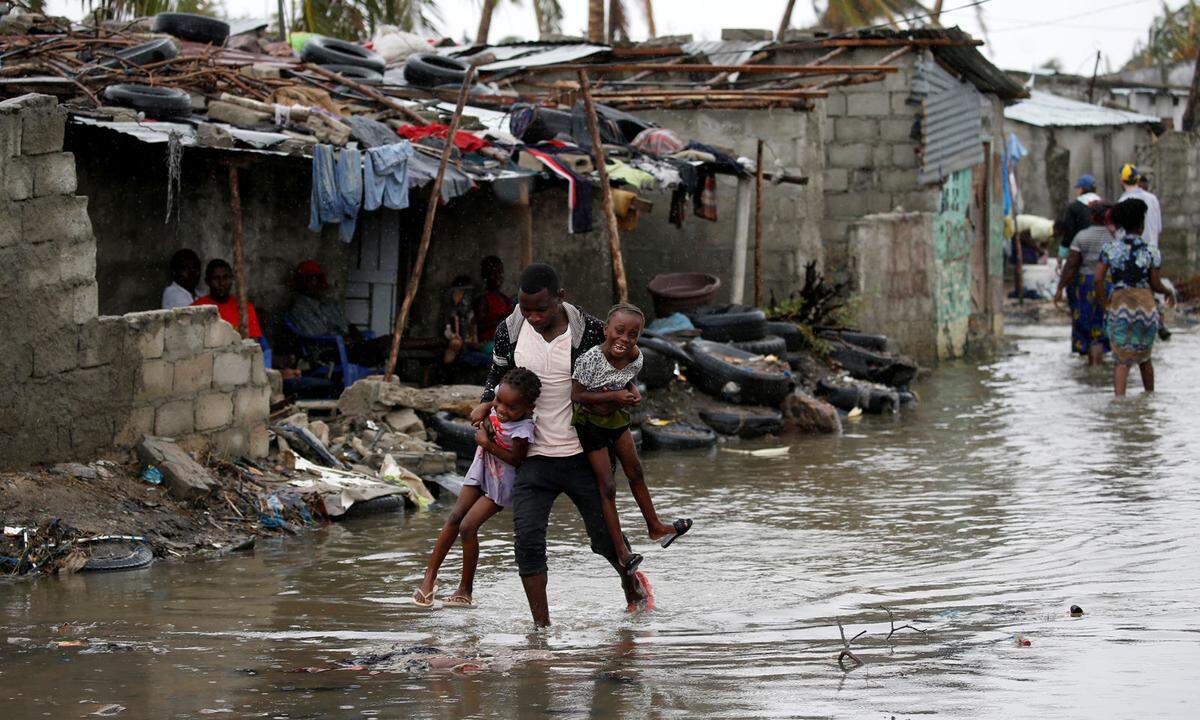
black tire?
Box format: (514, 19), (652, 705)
(699, 406), (783, 438)
(429, 411), (478, 460)
(829, 341), (918, 388)
(686, 339), (795, 407)
(688, 304), (767, 343)
(817, 329), (889, 352)
(765, 321), (805, 351)
(343, 493), (405, 518)
(403, 52), (469, 87)
(638, 346), (675, 389)
(302, 36), (386, 73)
(320, 64), (384, 84)
(82, 542), (153, 572)
(639, 335), (692, 365)
(732, 335), (787, 357)
(642, 421), (716, 451)
(102, 84), (192, 119)
(151, 12), (230, 45)
(815, 378), (899, 415)
(96, 38), (178, 69)
(510, 104), (574, 143)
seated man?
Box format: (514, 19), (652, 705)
(192, 259), (263, 339)
(442, 274), (490, 367)
(288, 260), (389, 366)
(474, 255), (514, 355)
(162, 248), (202, 310)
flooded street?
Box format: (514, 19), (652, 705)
(3, 323), (1199, 719)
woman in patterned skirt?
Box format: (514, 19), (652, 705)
(1054, 200), (1114, 364)
(1094, 198), (1176, 396)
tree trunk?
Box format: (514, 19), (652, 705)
(588, 0), (605, 44)
(930, 0), (944, 25)
(476, 0), (498, 45)
(1181, 49), (1200, 132)
(777, 0), (797, 40)
(642, 0), (655, 38)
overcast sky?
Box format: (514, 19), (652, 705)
(45, 0), (1184, 75)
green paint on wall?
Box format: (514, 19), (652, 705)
(932, 168), (973, 329)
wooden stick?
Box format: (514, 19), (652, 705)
(383, 65), (478, 381)
(519, 63), (900, 75)
(754, 139), (764, 308)
(305, 63), (430, 126)
(227, 165), (249, 337)
(591, 88), (827, 98)
(577, 69), (628, 304)
(805, 46), (910, 91)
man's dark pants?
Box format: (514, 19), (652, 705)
(512, 453), (622, 576)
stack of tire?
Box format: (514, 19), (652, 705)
(301, 36), (388, 85)
(402, 53), (471, 90)
(812, 329), (919, 415)
(100, 12), (231, 120)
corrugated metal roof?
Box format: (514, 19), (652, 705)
(918, 55), (984, 185)
(1004, 90), (1160, 127)
(460, 44), (609, 71)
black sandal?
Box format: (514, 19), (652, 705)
(658, 518), (693, 548)
(623, 553), (644, 575)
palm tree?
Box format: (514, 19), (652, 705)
(642, 0), (655, 38)
(587, 0), (604, 43)
(532, 0), (564, 37)
(476, 0), (499, 43)
(817, 0), (927, 32)
(606, 0), (628, 43)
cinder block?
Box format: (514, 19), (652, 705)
(59, 242), (96, 284)
(78, 317), (120, 368)
(881, 168), (916, 192)
(0, 201), (17, 248)
(834, 117), (878, 143)
(892, 145), (918, 169)
(135, 322), (164, 359)
(847, 93), (891, 117)
(827, 143), (871, 169)
(113, 405), (155, 447)
(19, 101), (66, 155)
(203, 318), (240, 348)
(823, 93), (847, 117)
(233, 386), (269, 423)
(250, 350), (266, 385)
(248, 423), (269, 458)
(155, 399), (195, 438)
(137, 359), (172, 401)
(211, 426), (248, 457)
(823, 168), (849, 192)
(213, 350), (251, 387)
(163, 318), (204, 359)
(891, 92), (916, 114)
(880, 118), (916, 143)
(173, 352), (213, 394)
(195, 392), (233, 431)
(0, 112), (19, 158)
(70, 414), (114, 455)
(19, 196), (91, 245)
(28, 152), (76, 197)
(72, 281), (98, 324)
(5, 156), (31, 200)
(31, 328), (77, 377)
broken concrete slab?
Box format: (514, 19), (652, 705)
(336, 378), (483, 418)
(384, 408), (424, 435)
(136, 436), (218, 500)
(782, 391), (842, 434)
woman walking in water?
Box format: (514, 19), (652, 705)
(1093, 198), (1176, 396)
(1054, 200), (1114, 365)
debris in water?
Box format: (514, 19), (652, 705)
(89, 704), (125, 717)
(720, 447), (791, 458)
(1070, 605), (1084, 617)
(1016, 634), (1032, 646)
(879, 606), (928, 639)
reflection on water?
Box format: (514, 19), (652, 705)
(3, 325), (1199, 719)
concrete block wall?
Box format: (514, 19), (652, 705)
(0, 94), (269, 469)
(1147, 131), (1200, 277)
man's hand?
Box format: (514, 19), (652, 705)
(475, 424), (491, 448)
(614, 389), (639, 406)
(469, 402), (493, 426)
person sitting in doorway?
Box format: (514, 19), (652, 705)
(443, 275), (491, 367)
(287, 259), (391, 366)
(191, 259), (263, 339)
(475, 255), (514, 356)
(162, 248), (202, 310)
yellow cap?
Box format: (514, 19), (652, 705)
(1120, 164), (1138, 184)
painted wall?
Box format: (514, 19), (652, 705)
(1146, 131), (1200, 277)
(933, 168), (974, 359)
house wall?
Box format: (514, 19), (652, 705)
(0, 95), (269, 469)
(1147, 131), (1200, 277)
(1007, 122), (1153, 221)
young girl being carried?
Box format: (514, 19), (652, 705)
(412, 367), (541, 608)
(570, 303), (692, 575)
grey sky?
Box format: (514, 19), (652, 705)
(45, 0), (1183, 75)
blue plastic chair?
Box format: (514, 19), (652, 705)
(283, 313), (379, 391)
(257, 337), (273, 370)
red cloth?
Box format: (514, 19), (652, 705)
(192, 295), (263, 339)
(476, 290), (513, 343)
(395, 123), (488, 153)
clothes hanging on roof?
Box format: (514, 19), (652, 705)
(308, 144), (362, 244)
(407, 149), (473, 202)
(363, 141), (413, 212)
(396, 123), (489, 154)
(523, 146), (594, 234)
(629, 156), (681, 189)
(684, 140), (744, 175)
(605, 158), (656, 191)
(669, 187), (688, 228)
(347, 116), (400, 148)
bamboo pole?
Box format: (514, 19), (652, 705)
(305, 63), (430, 126)
(577, 69), (628, 304)
(754, 139), (764, 308)
(383, 65), (477, 381)
(227, 164), (249, 337)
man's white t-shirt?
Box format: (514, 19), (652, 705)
(514, 320), (582, 458)
(162, 282), (196, 310)
(1118, 186), (1162, 249)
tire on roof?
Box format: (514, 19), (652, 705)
(151, 12), (230, 45)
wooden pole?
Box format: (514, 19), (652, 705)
(306, 63), (430, 126)
(577, 69), (628, 304)
(227, 164), (249, 337)
(383, 65), (477, 381)
(521, 63), (901, 75)
(1181, 48), (1200, 132)
(754, 139), (764, 308)
(777, 0), (797, 40)
(730, 176), (752, 305)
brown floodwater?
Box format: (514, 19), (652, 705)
(3, 322), (1199, 719)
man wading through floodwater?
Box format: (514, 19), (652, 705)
(469, 263), (649, 626)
